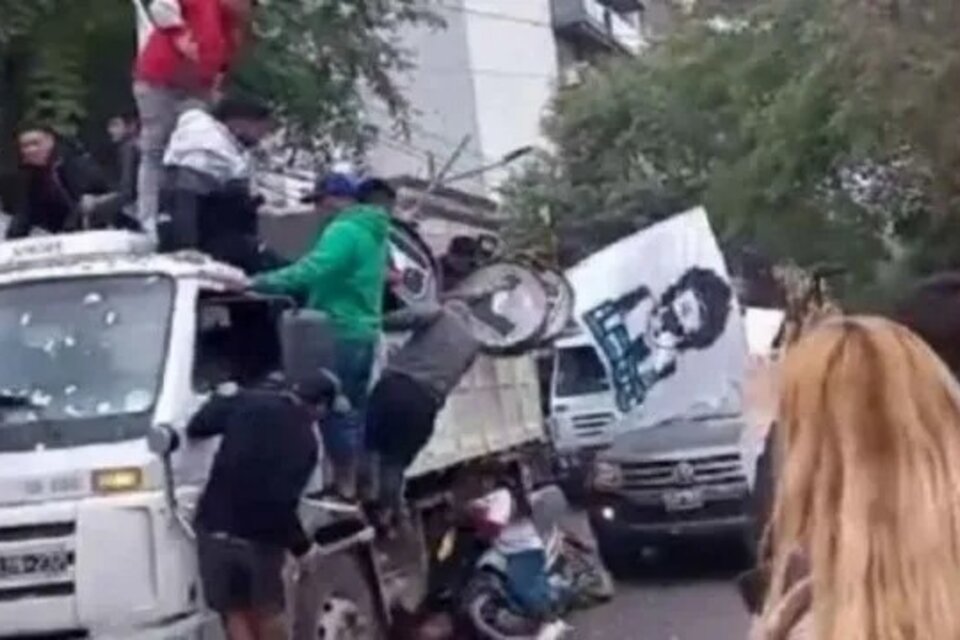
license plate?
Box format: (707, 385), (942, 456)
(0, 549), (71, 580)
(663, 488), (704, 512)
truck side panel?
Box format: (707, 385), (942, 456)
(408, 354), (544, 477)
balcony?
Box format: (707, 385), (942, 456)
(597, 0), (645, 12)
(552, 0), (644, 55)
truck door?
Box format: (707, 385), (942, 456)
(193, 291), (290, 391)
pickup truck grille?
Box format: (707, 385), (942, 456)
(0, 520), (76, 602)
(622, 452), (744, 490)
(571, 412), (615, 439)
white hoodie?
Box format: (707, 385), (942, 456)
(163, 109), (252, 184)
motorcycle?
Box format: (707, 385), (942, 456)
(405, 486), (614, 640)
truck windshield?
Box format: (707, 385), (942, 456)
(555, 345), (611, 398)
(0, 275), (173, 452)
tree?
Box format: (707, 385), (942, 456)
(503, 0), (956, 303)
(0, 0), (441, 172)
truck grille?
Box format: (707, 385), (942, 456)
(622, 452), (744, 490)
(0, 520), (76, 602)
(0, 522), (75, 543)
(571, 412), (615, 439)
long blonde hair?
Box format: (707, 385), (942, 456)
(764, 316), (960, 640)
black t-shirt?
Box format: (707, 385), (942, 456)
(188, 388), (319, 555)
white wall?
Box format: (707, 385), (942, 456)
(462, 0), (559, 192)
(364, 0), (559, 197)
(362, 1), (487, 194)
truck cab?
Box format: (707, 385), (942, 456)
(0, 231), (291, 638)
(548, 330), (619, 494)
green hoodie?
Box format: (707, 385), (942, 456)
(254, 204), (389, 340)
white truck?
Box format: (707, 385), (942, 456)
(547, 329), (619, 497)
(0, 231), (545, 639)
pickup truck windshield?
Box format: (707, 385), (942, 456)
(555, 345), (611, 398)
(0, 275), (173, 452)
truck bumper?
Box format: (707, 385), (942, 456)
(0, 491), (203, 638)
(94, 611), (221, 639)
(588, 493), (753, 547)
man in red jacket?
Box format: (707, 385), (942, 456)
(133, 0), (252, 241)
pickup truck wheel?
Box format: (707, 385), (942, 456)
(595, 535), (634, 579)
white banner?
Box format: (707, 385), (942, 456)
(567, 207), (747, 428)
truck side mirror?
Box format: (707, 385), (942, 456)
(148, 424), (180, 457)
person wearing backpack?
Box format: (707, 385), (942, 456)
(132, 0), (253, 241)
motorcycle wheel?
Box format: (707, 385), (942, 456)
(462, 571), (542, 640)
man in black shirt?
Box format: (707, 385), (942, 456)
(188, 373), (333, 640)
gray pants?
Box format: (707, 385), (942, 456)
(133, 81), (207, 239)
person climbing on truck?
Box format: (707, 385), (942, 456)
(161, 94), (284, 272)
(187, 371), (333, 640)
(366, 295), (482, 533)
(133, 0), (255, 240)
(253, 173), (390, 501)
(105, 111), (141, 214)
(7, 125), (131, 239)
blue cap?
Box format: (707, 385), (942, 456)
(301, 172), (358, 203)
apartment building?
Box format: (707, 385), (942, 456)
(363, 0), (659, 198)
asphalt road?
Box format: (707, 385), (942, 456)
(571, 545), (752, 640)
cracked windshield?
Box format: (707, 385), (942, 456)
(0, 275), (171, 450)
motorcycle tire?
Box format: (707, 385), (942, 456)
(462, 571), (542, 640)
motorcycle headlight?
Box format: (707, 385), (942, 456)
(592, 461), (623, 491)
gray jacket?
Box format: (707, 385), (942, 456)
(383, 302), (481, 402)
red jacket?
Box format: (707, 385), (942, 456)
(135, 0), (240, 91)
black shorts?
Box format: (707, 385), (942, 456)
(365, 372), (441, 466)
(197, 532), (286, 614)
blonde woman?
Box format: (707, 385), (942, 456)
(753, 316), (960, 640)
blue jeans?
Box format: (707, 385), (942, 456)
(321, 338), (375, 470)
(503, 549), (554, 620)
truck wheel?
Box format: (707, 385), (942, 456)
(294, 550), (388, 640)
(595, 533), (634, 580)
(739, 528), (760, 568)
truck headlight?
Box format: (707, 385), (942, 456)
(592, 461), (623, 491)
(92, 467), (144, 494)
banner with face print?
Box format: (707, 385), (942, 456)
(568, 208), (747, 427)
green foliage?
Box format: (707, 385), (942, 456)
(0, 0), (441, 169)
(231, 0), (442, 154)
(504, 0), (960, 302)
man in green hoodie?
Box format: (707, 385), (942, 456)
(253, 172), (389, 498)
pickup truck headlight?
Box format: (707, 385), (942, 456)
(592, 461), (623, 491)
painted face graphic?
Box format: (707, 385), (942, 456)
(650, 288), (704, 346)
